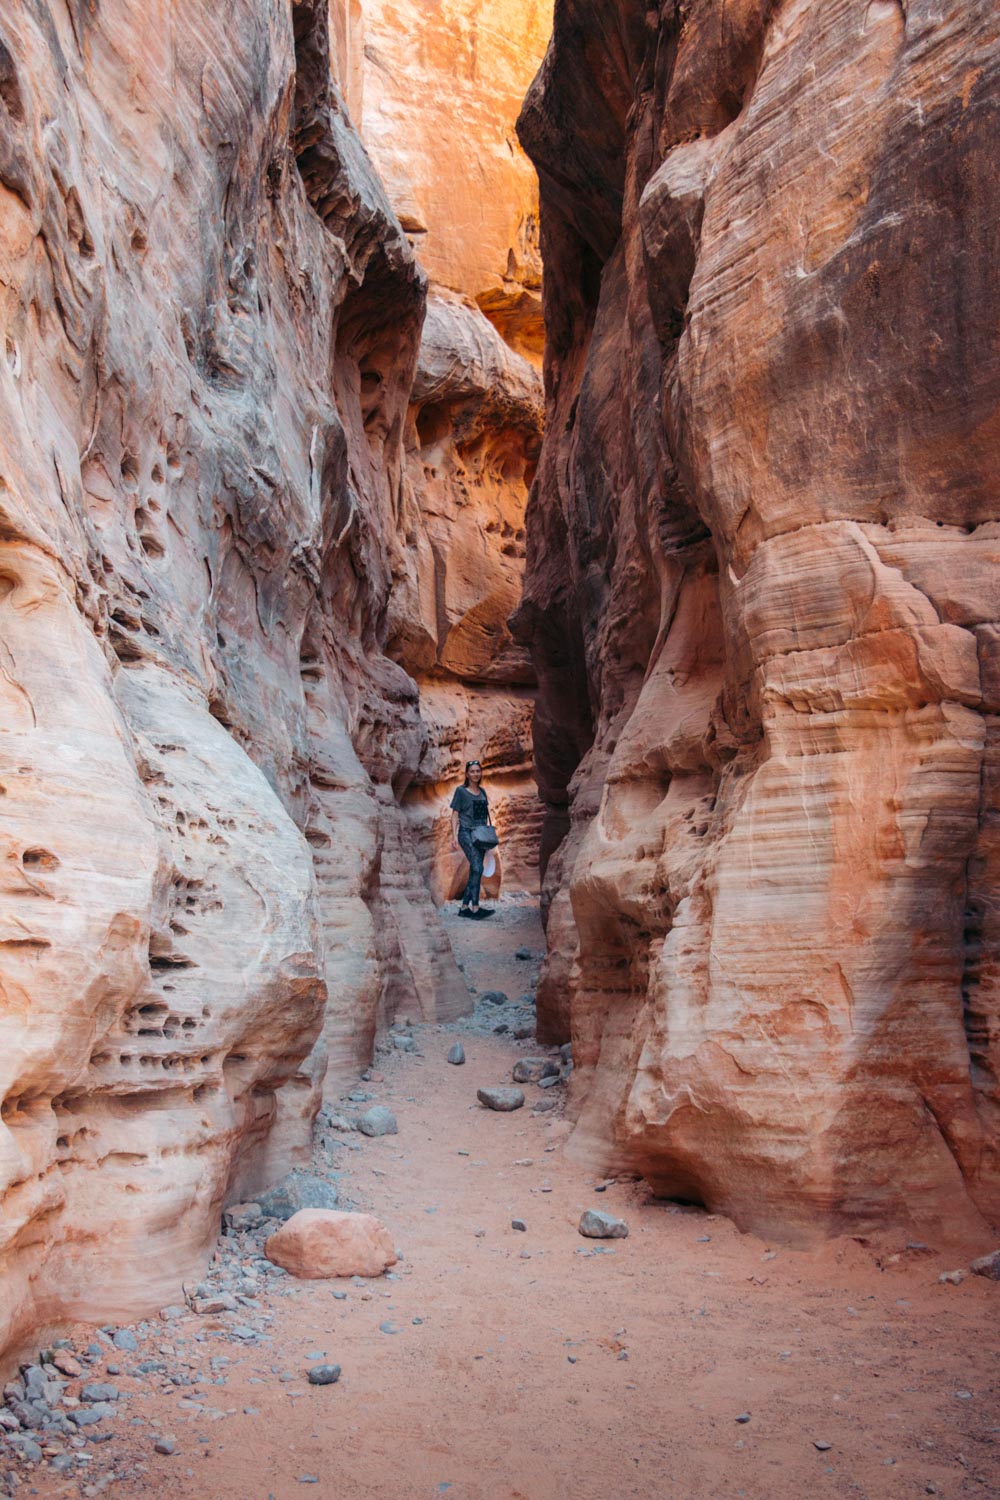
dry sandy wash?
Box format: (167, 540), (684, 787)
(8, 900), (1000, 1500)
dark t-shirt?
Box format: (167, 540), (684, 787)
(451, 785), (489, 832)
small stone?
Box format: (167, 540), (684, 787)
(511, 1219), (527, 1232)
(939, 1269), (965, 1285)
(306, 1365), (341, 1386)
(357, 1107), (398, 1138)
(80, 1384), (118, 1404)
(392, 1035), (416, 1052)
(297, 1477), (320, 1485)
(515, 948), (532, 961)
(537, 1073), (562, 1089)
(153, 1437), (176, 1456)
(379, 1323), (400, 1336)
(813, 1440), (832, 1452)
(969, 1248), (1000, 1280)
(159, 1306), (187, 1323)
(512, 1025), (534, 1040)
(559, 1043), (572, 1064)
(479, 991), (509, 1006)
(735, 1413), (751, 1424)
(111, 1330), (138, 1353)
(511, 1058), (559, 1085)
(477, 1087), (525, 1112)
(5, 1436), (42, 1463)
(332, 1290), (348, 1301)
(51, 1352), (82, 1378)
(223, 1202), (264, 1232)
(579, 1210), (629, 1240)
(447, 1044), (465, 1066)
(533, 1098), (558, 1113)
(193, 1295), (237, 1315)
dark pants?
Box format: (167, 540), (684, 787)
(458, 830), (485, 907)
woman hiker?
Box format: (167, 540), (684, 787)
(450, 760), (495, 919)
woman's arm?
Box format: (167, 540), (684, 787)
(450, 810), (460, 851)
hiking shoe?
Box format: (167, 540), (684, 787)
(458, 907), (473, 919)
(473, 908), (495, 919)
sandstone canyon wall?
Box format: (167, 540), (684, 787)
(358, 0), (550, 895)
(516, 0), (1000, 1245)
(0, 0), (487, 1363)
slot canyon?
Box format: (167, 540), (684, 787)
(0, 1), (997, 1497)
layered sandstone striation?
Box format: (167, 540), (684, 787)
(0, 0), (474, 1362)
(516, 0), (1000, 1243)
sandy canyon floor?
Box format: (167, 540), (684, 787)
(10, 898), (1000, 1500)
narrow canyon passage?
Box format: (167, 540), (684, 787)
(2, 0), (1000, 1495)
(15, 900), (1000, 1500)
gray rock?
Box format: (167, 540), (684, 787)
(560, 1043), (573, 1064)
(970, 1249), (1000, 1280)
(68, 1407), (113, 1427)
(578, 1209), (629, 1240)
(378, 1323), (400, 1335)
(511, 1058), (560, 1084)
(517, 993), (535, 1007)
(537, 1073), (563, 1089)
(479, 991), (509, 1007)
(511, 1219), (527, 1232)
(447, 1043), (466, 1066)
(224, 1202), (264, 1232)
(477, 1087), (525, 1112)
(158, 1305), (187, 1322)
(112, 1329), (139, 1353)
(306, 1365), (341, 1386)
(493, 1023), (509, 1035)
(50, 1454), (75, 1473)
(515, 948), (533, 961)
(22, 1368), (47, 1397)
(532, 1097), (559, 1114)
(153, 1436), (176, 1455)
(193, 1294), (237, 1315)
(512, 1024), (534, 1041)
(0, 1412), (18, 1435)
(392, 1034), (416, 1053)
(5, 1435), (42, 1463)
(256, 1171), (339, 1222)
(357, 1106), (398, 1138)
(80, 1383), (118, 1404)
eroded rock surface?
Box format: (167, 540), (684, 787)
(355, 3), (550, 898)
(516, 0), (1000, 1243)
(0, 0), (467, 1361)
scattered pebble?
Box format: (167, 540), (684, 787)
(511, 1219), (527, 1232)
(307, 1365), (341, 1386)
(447, 1044), (466, 1066)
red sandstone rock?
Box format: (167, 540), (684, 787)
(0, 0), (472, 1362)
(516, 0), (1000, 1244)
(265, 1209), (398, 1279)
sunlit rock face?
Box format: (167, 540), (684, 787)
(356, 0), (551, 896)
(516, 0), (1000, 1244)
(0, 0), (471, 1361)
(360, 0), (550, 364)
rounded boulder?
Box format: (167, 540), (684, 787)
(265, 1210), (398, 1279)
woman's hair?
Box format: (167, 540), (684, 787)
(463, 759), (483, 789)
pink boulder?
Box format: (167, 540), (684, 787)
(264, 1209), (398, 1279)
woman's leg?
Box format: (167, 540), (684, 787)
(458, 832), (484, 907)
